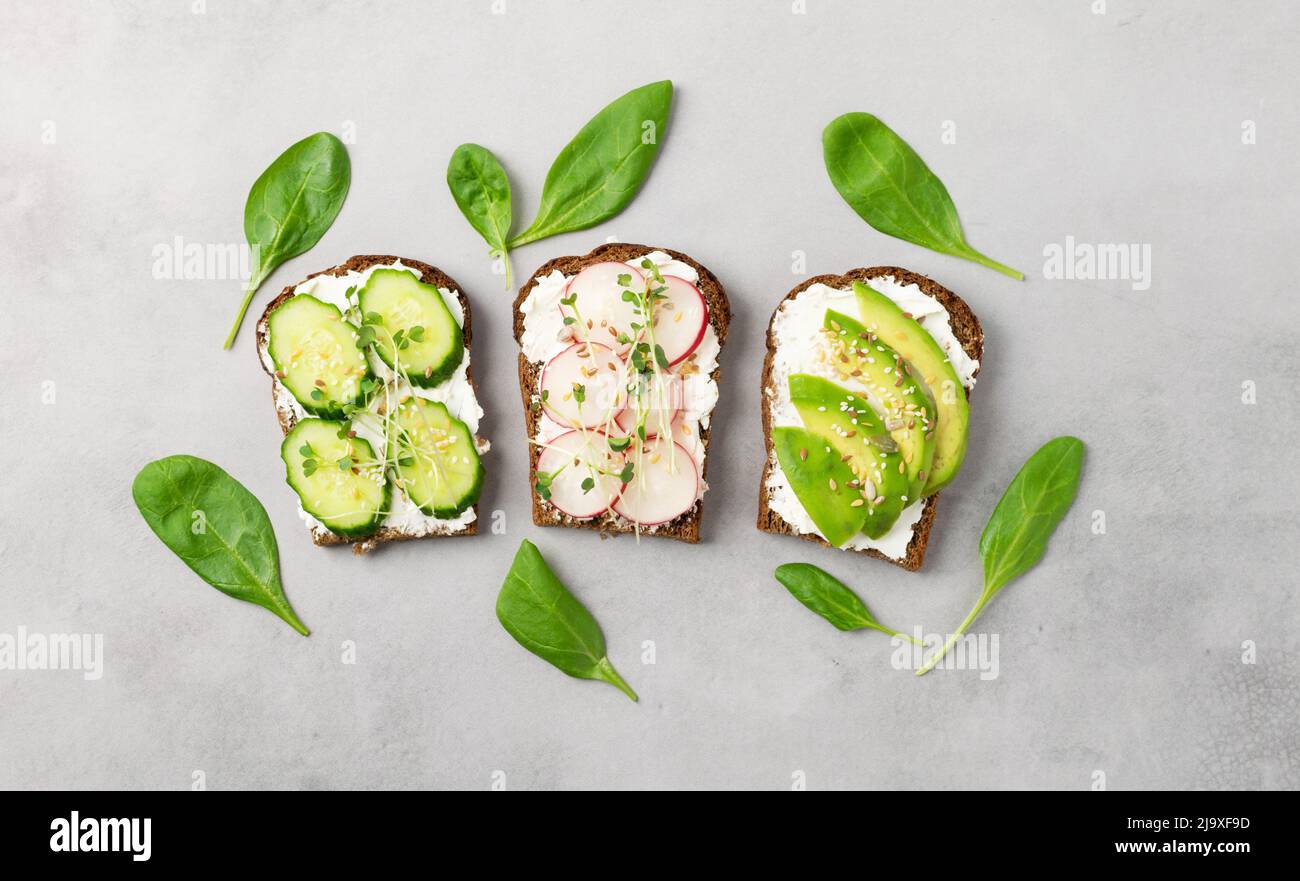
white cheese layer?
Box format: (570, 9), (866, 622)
(519, 250), (720, 506)
(764, 275), (979, 560)
(259, 260), (487, 538)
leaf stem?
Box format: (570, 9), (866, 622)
(505, 227), (547, 250)
(223, 268), (267, 349)
(879, 626), (925, 647)
(596, 657), (638, 702)
(915, 593), (989, 676)
(278, 608), (311, 637)
(961, 248), (1023, 281)
(498, 247), (514, 292)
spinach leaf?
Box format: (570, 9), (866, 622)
(775, 563), (920, 642)
(447, 143), (514, 288)
(822, 112), (1022, 280)
(917, 436), (1084, 674)
(507, 80), (673, 248)
(495, 539), (637, 701)
(223, 131), (351, 348)
(132, 455), (309, 636)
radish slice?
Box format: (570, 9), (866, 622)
(613, 371), (683, 438)
(615, 407), (681, 440)
(536, 430), (626, 519)
(612, 437), (699, 526)
(669, 416), (701, 451)
(650, 275), (707, 365)
(540, 342), (627, 429)
(560, 262), (645, 353)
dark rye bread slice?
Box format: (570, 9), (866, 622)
(512, 243), (730, 542)
(255, 254), (480, 553)
(757, 267), (983, 571)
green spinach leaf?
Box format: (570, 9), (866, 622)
(917, 436), (1084, 674)
(223, 131), (351, 348)
(495, 539), (637, 701)
(508, 80), (673, 249)
(822, 112), (1022, 280)
(775, 563), (920, 642)
(132, 455), (309, 636)
(447, 143), (514, 288)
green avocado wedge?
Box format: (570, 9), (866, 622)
(821, 309), (935, 499)
(853, 281), (968, 495)
(787, 374), (910, 539)
(772, 426), (866, 548)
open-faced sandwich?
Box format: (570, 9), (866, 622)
(256, 254), (488, 553)
(758, 268), (982, 570)
(513, 243), (729, 542)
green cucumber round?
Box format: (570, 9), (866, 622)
(267, 294), (372, 418)
(388, 398), (482, 518)
(357, 269), (464, 388)
(282, 418), (389, 537)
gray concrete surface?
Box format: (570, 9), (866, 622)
(2, 0), (1297, 790)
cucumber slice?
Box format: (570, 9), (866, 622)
(388, 397), (482, 518)
(357, 269), (464, 387)
(282, 418), (389, 537)
(267, 295), (373, 418)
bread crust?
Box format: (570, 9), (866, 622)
(756, 267), (984, 571)
(512, 243), (730, 542)
(255, 254), (481, 553)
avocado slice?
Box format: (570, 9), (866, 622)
(771, 426), (866, 547)
(787, 374), (911, 539)
(821, 309), (935, 499)
(853, 281), (968, 496)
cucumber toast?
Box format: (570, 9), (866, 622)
(256, 255), (487, 552)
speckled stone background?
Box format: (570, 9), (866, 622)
(2, 1), (1296, 790)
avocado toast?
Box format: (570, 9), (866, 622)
(758, 267), (983, 570)
(256, 254), (488, 553)
(513, 243), (730, 542)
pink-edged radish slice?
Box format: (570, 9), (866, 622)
(650, 275), (707, 365)
(535, 430), (626, 519)
(540, 341), (627, 429)
(613, 371), (684, 438)
(559, 262), (645, 352)
(612, 437), (699, 526)
(669, 416), (702, 451)
(615, 407), (682, 441)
